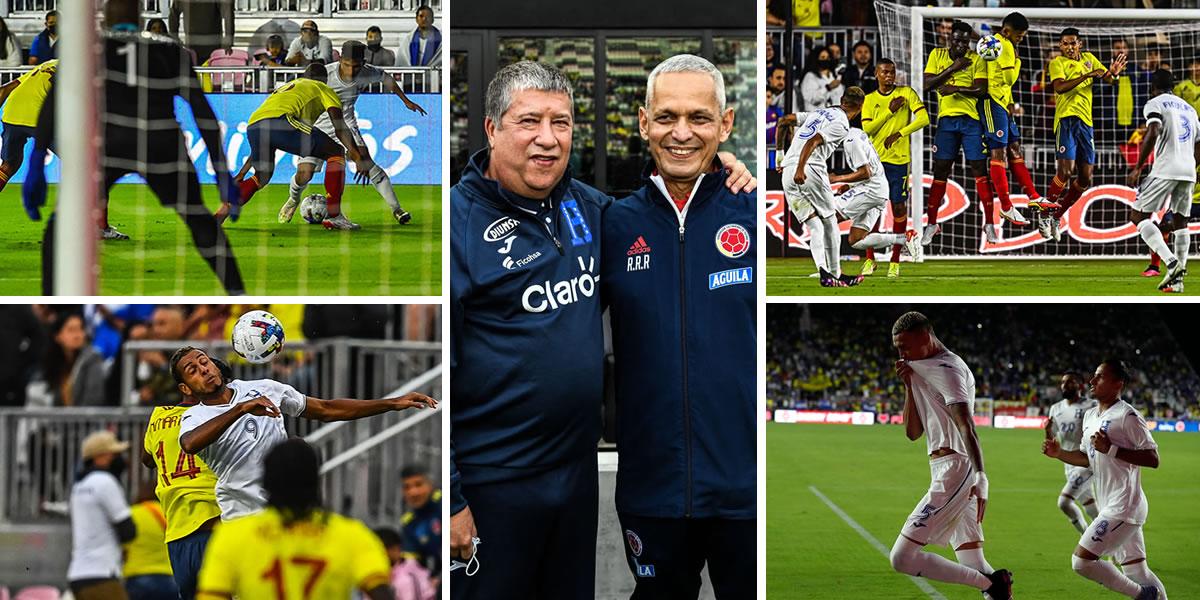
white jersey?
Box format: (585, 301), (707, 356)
(1080, 400), (1157, 524)
(313, 61), (387, 133)
(178, 379), (308, 521)
(1048, 397), (1099, 452)
(67, 470), (131, 581)
(906, 349), (976, 457)
(779, 107), (851, 171)
(1143, 93), (1200, 182)
(840, 128), (889, 202)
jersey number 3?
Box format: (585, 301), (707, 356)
(262, 556), (328, 600)
(154, 440), (202, 487)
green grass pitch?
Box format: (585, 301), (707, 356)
(0, 183), (441, 295)
(767, 422), (1200, 599)
(766, 258), (1193, 296)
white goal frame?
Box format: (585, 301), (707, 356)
(55, 3), (99, 294)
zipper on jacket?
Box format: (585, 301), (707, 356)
(538, 198), (565, 255)
(678, 222), (692, 518)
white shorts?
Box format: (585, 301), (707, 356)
(299, 120), (366, 168)
(781, 164), (815, 221)
(782, 163), (836, 219)
(1078, 516), (1145, 564)
(1133, 176), (1193, 215)
(900, 453), (983, 548)
(836, 186), (885, 232)
(1061, 464), (1095, 503)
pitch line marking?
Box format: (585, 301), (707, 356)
(808, 485), (949, 600)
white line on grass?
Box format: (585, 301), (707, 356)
(808, 485), (948, 600)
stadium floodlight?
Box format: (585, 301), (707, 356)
(56, 0), (99, 294)
(875, 2), (1200, 259)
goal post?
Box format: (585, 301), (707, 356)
(55, 0), (100, 294)
(876, 1), (1200, 258)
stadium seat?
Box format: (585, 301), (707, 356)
(205, 49), (251, 92)
(14, 587), (59, 600)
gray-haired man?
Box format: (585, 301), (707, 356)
(449, 60), (752, 599)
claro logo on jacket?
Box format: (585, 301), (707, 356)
(521, 256), (599, 313)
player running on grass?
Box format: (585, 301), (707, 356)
(1032, 28), (1127, 241)
(1042, 359), (1167, 600)
(170, 345), (436, 521)
(1126, 69), (1199, 293)
(277, 41), (427, 227)
(922, 20), (998, 244)
(1042, 372), (1100, 535)
(889, 311), (1013, 600)
(217, 63), (378, 230)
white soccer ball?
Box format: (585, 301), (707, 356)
(299, 194), (328, 224)
(231, 310), (285, 364)
(976, 35), (1003, 61)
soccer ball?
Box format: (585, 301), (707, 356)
(976, 35), (1003, 61)
(299, 194), (328, 224)
(231, 310), (285, 364)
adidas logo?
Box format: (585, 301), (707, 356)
(627, 236), (652, 256)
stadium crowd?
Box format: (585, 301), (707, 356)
(767, 304), (1200, 421)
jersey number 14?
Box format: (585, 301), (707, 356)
(153, 440), (202, 487)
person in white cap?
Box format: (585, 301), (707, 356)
(68, 429), (137, 600)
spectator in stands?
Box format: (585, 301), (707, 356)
(1176, 57), (1200, 114)
(0, 305), (45, 407)
(400, 465), (441, 579)
(375, 528), (436, 600)
(28, 10), (57, 65)
(44, 313), (107, 407)
(168, 0), (234, 63)
(399, 5), (441, 68)
(68, 430), (135, 600)
(365, 25), (396, 66)
(0, 17), (21, 68)
(841, 40), (877, 94)
(123, 482), (179, 600)
(134, 306), (188, 406)
(767, 86), (784, 169)
(253, 34), (288, 68)
(1096, 38), (1137, 148)
(800, 45), (843, 111)
(285, 20), (333, 67)
(827, 41), (845, 77)
(768, 64), (790, 109)
(146, 18), (168, 37)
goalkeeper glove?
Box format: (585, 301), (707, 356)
(21, 146), (48, 221)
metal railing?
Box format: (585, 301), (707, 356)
(4, 0), (441, 17)
(0, 337), (441, 524)
(0, 66), (439, 93)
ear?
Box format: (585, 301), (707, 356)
(718, 107), (734, 144)
(177, 382), (192, 396)
(638, 106), (649, 141)
(484, 116), (497, 148)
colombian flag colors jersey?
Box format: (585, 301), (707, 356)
(924, 48), (984, 121)
(144, 405), (220, 543)
(1050, 52), (1108, 130)
(3, 59), (57, 127)
(983, 34), (1020, 108)
(248, 78), (342, 134)
(862, 86), (926, 164)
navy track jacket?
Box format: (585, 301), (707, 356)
(450, 149), (607, 514)
(602, 160), (756, 520)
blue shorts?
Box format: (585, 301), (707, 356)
(979, 98), (1020, 149)
(932, 115), (987, 162)
(1, 122), (52, 166)
(167, 527), (213, 600)
(244, 117), (342, 179)
(1056, 117), (1095, 164)
(882, 162), (909, 206)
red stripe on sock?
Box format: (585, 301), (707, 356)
(989, 162), (1011, 211)
(1057, 181), (1086, 217)
(891, 217), (906, 263)
(324, 156), (346, 216)
(975, 176), (996, 225)
(1046, 176), (1066, 204)
(927, 179), (947, 225)
(1010, 157), (1040, 200)
(238, 175), (260, 204)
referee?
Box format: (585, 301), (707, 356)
(68, 430), (137, 600)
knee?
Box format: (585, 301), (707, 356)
(1057, 495), (1075, 512)
(1071, 554), (1093, 575)
(889, 538), (916, 574)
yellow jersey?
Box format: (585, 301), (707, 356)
(862, 86), (927, 165)
(1049, 52), (1107, 130)
(196, 508), (391, 600)
(123, 501), (174, 578)
(2, 59), (57, 127)
(1175, 79), (1200, 116)
(248, 78), (342, 134)
(924, 48), (985, 121)
(982, 34), (1020, 108)
(145, 405), (221, 543)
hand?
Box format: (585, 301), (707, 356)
(723, 159), (757, 194)
(888, 96), (906, 113)
(937, 84), (958, 96)
(793, 167), (807, 185)
(951, 56), (971, 72)
(894, 360), (914, 384)
(450, 506), (479, 560)
(240, 396), (281, 418)
(354, 158), (377, 185)
(391, 392), (438, 410)
(884, 132), (901, 149)
(1127, 166), (1143, 188)
(1091, 430), (1112, 455)
(21, 146), (49, 221)
(972, 472), (989, 523)
(404, 98), (427, 116)
(1110, 53), (1128, 77)
(1042, 437), (1061, 459)
(1089, 69), (1107, 79)
(778, 114), (798, 127)
(827, 79), (842, 90)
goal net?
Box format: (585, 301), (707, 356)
(875, 1), (1200, 258)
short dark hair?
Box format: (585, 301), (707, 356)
(169, 346), (202, 385)
(400, 466), (428, 480)
(367, 25), (382, 35)
(892, 311), (932, 337)
(374, 527), (403, 549)
(302, 63), (328, 81)
(852, 40), (872, 52)
(1151, 68), (1174, 92)
(263, 438), (323, 525)
(416, 5), (434, 17)
(877, 58), (895, 67)
(46, 10), (57, 18)
(1003, 12), (1029, 32)
(342, 40), (366, 62)
(951, 20), (974, 36)
(1060, 27), (1080, 40)
(1100, 358), (1131, 383)
(267, 34), (284, 48)
(1062, 371), (1084, 382)
(771, 65), (787, 75)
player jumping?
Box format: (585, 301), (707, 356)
(218, 63), (378, 230)
(1033, 28), (1127, 240)
(1042, 372), (1099, 534)
(1042, 359), (1167, 600)
(889, 311), (1013, 600)
(861, 58), (928, 276)
(979, 12), (1041, 228)
(829, 128), (921, 262)
(171, 345), (436, 521)
(923, 21), (998, 243)
(1126, 69), (1199, 293)
(277, 41), (427, 227)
